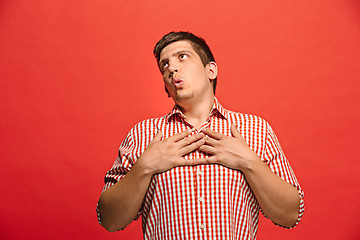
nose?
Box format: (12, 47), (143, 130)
(169, 66), (177, 73)
(168, 60), (178, 73)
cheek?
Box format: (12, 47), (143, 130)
(191, 66), (209, 83)
(162, 74), (170, 84)
(187, 64), (206, 77)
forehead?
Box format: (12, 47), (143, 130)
(159, 40), (196, 60)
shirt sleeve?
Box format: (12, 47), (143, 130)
(96, 130), (142, 226)
(261, 122), (305, 228)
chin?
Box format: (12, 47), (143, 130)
(173, 92), (195, 101)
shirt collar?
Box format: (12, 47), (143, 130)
(212, 97), (229, 120)
(165, 97), (229, 123)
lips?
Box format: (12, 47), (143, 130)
(172, 77), (183, 88)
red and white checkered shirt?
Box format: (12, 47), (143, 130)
(97, 98), (304, 239)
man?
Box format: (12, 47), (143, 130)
(97, 31), (304, 239)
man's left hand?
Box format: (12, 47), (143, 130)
(198, 124), (261, 172)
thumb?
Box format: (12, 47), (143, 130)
(153, 129), (163, 141)
(230, 124), (242, 138)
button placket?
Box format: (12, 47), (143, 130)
(196, 165), (206, 234)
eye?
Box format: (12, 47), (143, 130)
(179, 54), (188, 60)
(161, 62), (169, 71)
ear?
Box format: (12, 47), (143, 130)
(206, 61), (218, 81)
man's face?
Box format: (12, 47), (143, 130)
(159, 40), (216, 103)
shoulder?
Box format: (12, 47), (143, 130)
(226, 109), (270, 130)
(119, 115), (167, 152)
(127, 115), (168, 138)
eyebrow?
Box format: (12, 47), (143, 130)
(159, 50), (192, 65)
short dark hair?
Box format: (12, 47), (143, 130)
(153, 31), (217, 93)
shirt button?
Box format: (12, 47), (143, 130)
(198, 197), (204, 203)
(197, 170), (203, 176)
(200, 224), (205, 230)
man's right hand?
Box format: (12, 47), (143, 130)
(137, 129), (206, 175)
(98, 128), (205, 232)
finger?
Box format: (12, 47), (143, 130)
(171, 129), (194, 142)
(191, 156), (217, 165)
(176, 156), (216, 167)
(230, 124), (242, 139)
(178, 138), (205, 156)
(178, 132), (205, 147)
(153, 130), (163, 141)
(198, 145), (217, 155)
(201, 128), (222, 140)
(176, 158), (202, 167)
(203, 135), (218, 147)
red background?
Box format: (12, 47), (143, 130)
(1, 0), (359, 239)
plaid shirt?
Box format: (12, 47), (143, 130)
(97, 98), (304, 239)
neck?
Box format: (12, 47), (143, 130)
(176, 95), (215, 129)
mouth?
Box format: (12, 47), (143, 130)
(172, 77), (183, 88)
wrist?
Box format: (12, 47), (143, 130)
(134, 156), (156, 177)
(241, 154), (263, 174)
